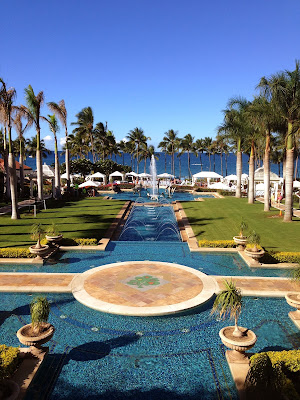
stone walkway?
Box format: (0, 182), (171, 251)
(256, 197), (300, 218)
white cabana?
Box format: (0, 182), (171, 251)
(224, 174), (237, 181)
(293, 181), (300, 189)
(157, 173), (174, 178)
(254, 167), (280, 183)
(138, 173), (151, 178)
(192, 171), (223, 185)
(125, 172), (138, 182)
(109, 171), (125, 182)
(89, 172), (107, 184)
(78, 180), (100, 188)
(41, 163), (54, 178)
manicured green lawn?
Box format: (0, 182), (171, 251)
(183, 197), (300, 252)
(0, 198), (125, 248)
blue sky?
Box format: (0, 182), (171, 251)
(1, 0), (300, 149)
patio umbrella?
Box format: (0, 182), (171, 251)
(78, 180), (100, 188)
(157, 173), (174, 178)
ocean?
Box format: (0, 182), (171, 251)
(23, 151), (284, 179)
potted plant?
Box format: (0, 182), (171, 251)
(212, 279), (257, 363)
(233, 220), (248, 250)
(17, 296), (55, 353)
(285, 265), (300, 324)
(45, 223), (63, 244)
(29, 224), (49, 258)
(244, 231), (265, 262)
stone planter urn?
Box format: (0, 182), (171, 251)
(233, 236), (248, 250)
(219, 326), (257, 363)
(0, 379), (20, 400)
(45, 234), (63, 245)
(17, 323), (55, 355)
(244, 248), (265, 263)
(285, 293), (300, 321)
(29, 244), (49, 259)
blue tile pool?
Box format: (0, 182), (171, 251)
(103, 189), (214, 202)
(0, 293), (298, 399)
(0, 242), (291, 278)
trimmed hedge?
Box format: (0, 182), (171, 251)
(198, 240), (236, 248)
(60, 238), (98, 246)
(0, 344), (19, 379)
(0, 248), (35, 258)
(270, 252), (300, 264)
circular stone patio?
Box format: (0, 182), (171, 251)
(71, 261), (217, 316)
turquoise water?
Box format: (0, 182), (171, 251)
(119, 205), (182, 241)
(104, 189), (214, 202)
(0, 293), (298, 399)
(0, 242), (290, 277)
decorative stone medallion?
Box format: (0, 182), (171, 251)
(122, 273), (169, 291)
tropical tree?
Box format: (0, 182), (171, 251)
(67, 133), (89, 159)
(0, 78), (19, 219)
(47, 100), (70, 190)
(94, 122), (107, 160)
(258, 61), (300, 222)
(194, 138), (205, 172)
(216, 134), (229, 177)
(126, 127), (149, 174)
(219, 97), (251, 198)
(0, 92), (10, 199)
(12, 110), (31, 195)
(203, 137), (213, 171)
(139, 144), (158, 173)
(158, 139), (168, 173)
(41, 115), (61, 199)
(181, 134), (195, 179)
(71, 107), (95, 162)
(21, 85), (44, 200)
(26, 136), (51, 159)
(161, 129), (178, 176)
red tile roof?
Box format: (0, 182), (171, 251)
(0, 158), (32, 171)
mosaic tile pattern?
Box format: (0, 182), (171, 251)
(84, 262), (204, 307)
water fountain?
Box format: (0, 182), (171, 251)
(149, 155), (158, 200)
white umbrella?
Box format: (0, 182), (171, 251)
(193, 171), (223, 179)
(90, 172), (106, 179)
(40, 163), (54, 178)
(78, 180), (100, 188)
(293, 180), (300, 188)
(224, 174), (237, 181)
(125, 172), (138, 177)
(138, 173), (151, 178)
(242, 173), (248, 179)
(157, 173), (174, 178)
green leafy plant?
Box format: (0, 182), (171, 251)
(0, 345), (19, 380)
(247, 230), (261, 252)
(290, 265), (300, 282)
(30, 296), (50, 334)
(31, 223), (45, 249)
(239, 219), (248, 238)
(211, 279), (243, 337)
(46, 223), (60, 236)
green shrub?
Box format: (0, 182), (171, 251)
(270, 252), (300, 264)
(217, 190), (235, 196)
(0, 248), (35, 258)
(0, 345), (19, 379)
(198, 240), (235, 248)
(60, 238), (98, 246)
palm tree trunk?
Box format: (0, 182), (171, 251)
(225, 153), (228, 176)
(65, 128), (70, 191)
(199, 153), (203, 172)
(54, 136), (61, 199)
(7, 120), (19, 219)
(294, 153), (298, 180)
(213, 153), (216, 172)
(220, 151), (223, 177)
(248, 141), (255, 204)
(36, 127), (43, 200)
(284, 122), (294, 222)
(137, 146), (139, 174)
(3, 128), (10, 200)
(19, 139), (24, 196)
(164, 152), (167, 173)
(188, 151), (192, 179)
(208, 153), (211, 171)
(236, 140), (242, 198)
(179, 156), (181, 179)
(264, 130), (271, 211)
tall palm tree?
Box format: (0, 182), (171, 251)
(219, 97), (251, 198)
(126, 127), (149, 174)
(21, 85), (44, 200)
(47, 100), (70, 190)
(12, 110), (32, 195)
(26, 136), (51, 159)
(0, 96), (10, 199)
(41, 115), (61, 199)
(94, 122), (107, 160)
(161, 129), (178, 176)
(158, 139), (168, 173)
(203, 137), (213, 171)
(0, 78), (19, 219)
(71, 107), (95, 162)
(194, 138), (204, 172)
(216, 134), (228, 177)
(139, 144), (158, 173)
(258, 62), (300, 221)
(181, 134), (195, 179)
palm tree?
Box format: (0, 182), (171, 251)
(126, 127), (149, 174)
(161, 129), (178, 176)
(203, 137), (213, 171)
(194, 138), (205, 172)
(71, 107), (95, 162)
(219, 97), (251, 198)
(0, 78), (19, 219)
(139, 144), (158, 173)
(216, 134), (228, 177)
(93, 122), (107, 160)
(41, 115), (61, 199)
(258, 61), (300, 222)
(0, 94), (10, 199)
(26, 136), (51, 159)
(211, 279), (243, 337)
(47, 100), (70, 190)
(158, 139), (168, 173)
(124, 140), (136, 171)
(181, 134), (195, 179)
(21, 85), (44, 200)
(12, 110), (32, 195)
(67, 133), (88, 159)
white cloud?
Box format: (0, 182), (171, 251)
(60, 137), (66, 146)
(43, 135), (52, 141)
